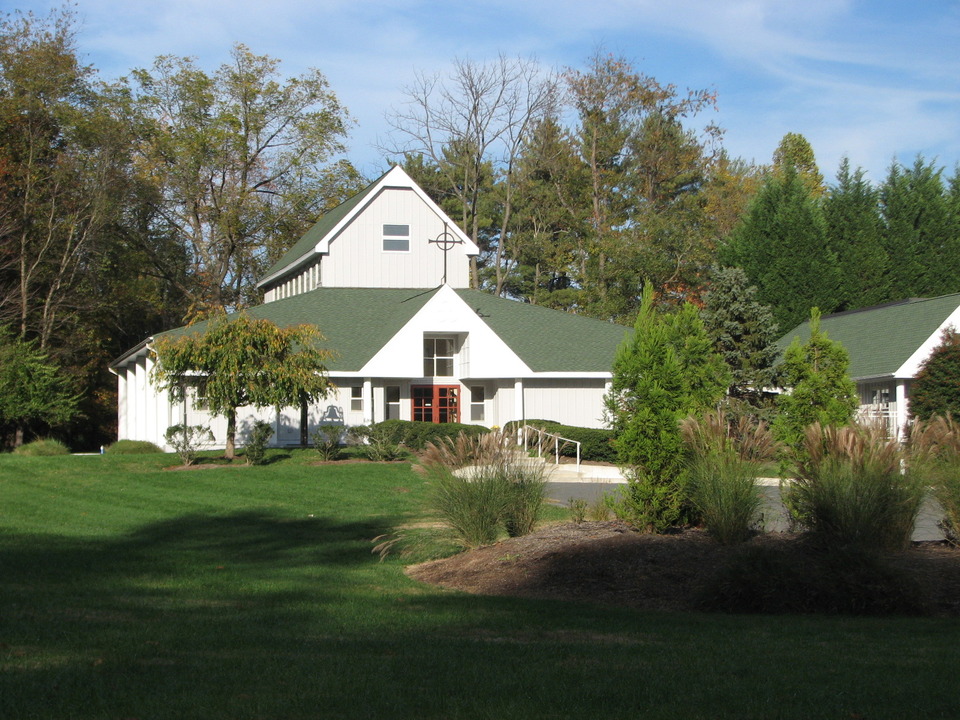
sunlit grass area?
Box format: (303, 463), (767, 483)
(1, 450), (958, 719)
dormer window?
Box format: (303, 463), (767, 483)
(424, 337), (454, 377)
(383, 224), (410, 252)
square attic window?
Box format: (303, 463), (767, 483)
(383, 224), (410, 252)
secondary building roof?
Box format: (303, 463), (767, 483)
(778, 294), (960, 379)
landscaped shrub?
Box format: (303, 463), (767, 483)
(697, 539), (927, 616)
(416, 430), (548, 547)
(372, 420), (488, 451)
(107, 440), (163, 454)
(784, 422), (925, 551)
(165, 424), (214, 466)
(13, 438), (70, 456)
(352, 424), (406, 461)
(506, 420), (617, 463)
(312, 424), (345, 461)
(681, 411), (779, 545)
(244, 420), (274, 466)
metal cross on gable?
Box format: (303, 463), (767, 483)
(428, 222), (463, 285)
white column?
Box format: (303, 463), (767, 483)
(363, 379), (374, 425)
(514, 378), (524, 425)
(895, 379), (909, 441)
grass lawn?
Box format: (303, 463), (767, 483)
(1, 450), (958, 719)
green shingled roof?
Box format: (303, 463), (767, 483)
(259, 169), (388, 284)
(153, 287), (629, 374)
(454, 289), (629, 372)
(777, 294), (960, 379)
(156, 287), (436, 372)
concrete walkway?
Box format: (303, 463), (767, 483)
(544, 461), (946, 542)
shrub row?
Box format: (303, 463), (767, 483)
(371, 420), (489, 451)
(505, 419), (617, 464)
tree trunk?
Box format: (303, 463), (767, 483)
(300, 395), (309, 447)
(225, 409), (237, 460)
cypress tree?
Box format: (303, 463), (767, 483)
(880, 157), (959, 299)
(824, 158), (889, 310)
(722, 164), (840, 333)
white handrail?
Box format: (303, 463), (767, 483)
(521, 425), (580, 472)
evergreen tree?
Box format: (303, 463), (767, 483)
(721, 164), (840, 333)
(700, 266), (780, 407)
(0, 331), (80, 447)
(773, 308), (858, 454)
(909, 328), (960, 421)
(824, 157), (889, 310)
(880, 157), (959, 299)
(605, 286), (729, 531)
(772, 132), (825, 198)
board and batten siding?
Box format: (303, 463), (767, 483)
(521, 379), (608, 429)
(321, 188), (470, 290)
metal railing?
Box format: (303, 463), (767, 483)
(521, 425), (581, 472)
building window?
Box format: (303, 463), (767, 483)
(385, 386), (401, 420)
(470, 386), (485, 422)
(383, 224), (410, 252)
(351, 386), (363, 412)
(424, 337), (454, 377)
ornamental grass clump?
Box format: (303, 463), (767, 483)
(784, 422), (925, 551)
(416, 429), (549, 548)
(907, 415), (960, 545)
(681, 411), (778, 544)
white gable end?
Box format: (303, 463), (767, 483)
(362, 286), (532, 378)
(896, 303), (960, 378)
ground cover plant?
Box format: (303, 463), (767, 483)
(2, 451), (959, 719)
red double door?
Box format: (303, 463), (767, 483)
(411, 385), (460, 423)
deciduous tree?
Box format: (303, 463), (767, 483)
(909, 328), (960, 421)
(128, 44), (360, 314)
(151, 313), (332, 459)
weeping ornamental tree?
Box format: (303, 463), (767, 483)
(151, 313), (333, 459)
(604, 286), (729, 531)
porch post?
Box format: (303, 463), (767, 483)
(363, 379), (374, 425)
(895, 379), (909, 442)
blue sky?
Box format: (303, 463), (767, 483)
(6, 0), (960, 184)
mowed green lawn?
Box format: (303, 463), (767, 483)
(1, 451), (958, 719)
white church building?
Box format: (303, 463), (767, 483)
(110, 166), (630, 450)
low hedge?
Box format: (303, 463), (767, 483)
(506, 420), (618, 464)
(107, 440), (164, 454)
(371, 420), (489, 450)
(13, 438), (70, 456)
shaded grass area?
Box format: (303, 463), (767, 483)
(1, 452), (959, 719)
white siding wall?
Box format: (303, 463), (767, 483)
(522, 379), (608, 429)
(322, 188), (471, 289)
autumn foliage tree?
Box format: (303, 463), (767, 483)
(151, 313), (332, 459)
(909, 328), (960, 421)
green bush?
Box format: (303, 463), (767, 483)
(107, 440), (163, 454)
(13, 438), (70, 456)
(785, 422), (925, 551)
(165, 424), (214, 467)
(697, 540), (927, 616)
(506, 420), (617, 463)
(311, 425), (344, 461)
(352, 425), (406, 461)
(372, 420), (488, 451)
(244, 420), (274, 466)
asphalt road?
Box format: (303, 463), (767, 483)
(546, 480), (945, 542)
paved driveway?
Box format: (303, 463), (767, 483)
(546, 471), (945, 542)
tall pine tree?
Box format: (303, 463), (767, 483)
(824, 157), (889, 310)
(721, 164), (840, 333)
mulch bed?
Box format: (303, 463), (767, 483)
(407, 521), (960, 616)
